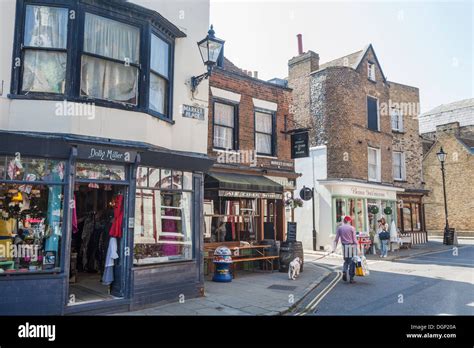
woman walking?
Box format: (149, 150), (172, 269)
(377, 217), (390, 258)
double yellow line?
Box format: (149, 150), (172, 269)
(295, 271), (343, 316)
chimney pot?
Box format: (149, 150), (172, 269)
(254, 71), (258, 79)
(297, 34), (303, 55)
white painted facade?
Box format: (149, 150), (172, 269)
(294, 146), (403, 252)
(0, 0), (210, 154)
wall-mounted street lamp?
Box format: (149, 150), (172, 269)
(436, 147), (451, 244)
(191, 25), (225, 92)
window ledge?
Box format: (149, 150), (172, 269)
(368, 78), (376, 83)
(392, 130), (405, 134)
(256, 154), (278, 159)
(394, 179), (407, 183)
(213, 148), (239, 154)
(7, 94), (175, 124)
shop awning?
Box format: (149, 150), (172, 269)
(205, 172), (284, 193)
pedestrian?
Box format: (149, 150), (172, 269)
(377, 217), (390, 258)
(333, 216), (358, 283)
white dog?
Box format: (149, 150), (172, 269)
(288, 257), (302, 280)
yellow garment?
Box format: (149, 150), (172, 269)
(0, 219), (15, 260)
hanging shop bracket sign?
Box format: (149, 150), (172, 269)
(291, 131), (309, 159)
(76, 145), (138, 163)
(218, 190), (283, 199)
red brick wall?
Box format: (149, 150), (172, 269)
(208, 68), (294, 171)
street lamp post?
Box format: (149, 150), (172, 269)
(191, 25), (225, 92)
(436, 147), (450, 244)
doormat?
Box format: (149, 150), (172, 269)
(267, 284), (297, 291)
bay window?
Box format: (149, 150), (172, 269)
(21, 5), (68, 94)
(80, 13), (140, 105)
(12, 0), (180, 120)
(255, 110), (275, 156)
(149, 34), (171, 117)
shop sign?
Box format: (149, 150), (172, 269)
(300, 187), (313, 201)
(350, 187), (387, 199)
(291, 132), (309, 159)
(218, 190), (283, 199)
(77, 145), (137, 163)
(182, 104), (205, 120)
(287, 222), (297, 242)
(269, 160), (294, 169)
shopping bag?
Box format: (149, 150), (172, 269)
(353, 255), (369, 276)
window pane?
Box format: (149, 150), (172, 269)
(256, 133), (272, 154)
(76, 162), (125, 181)
(24, 5), (68, 49)
(368, 148), (377, 165)
(151, 34), (169, 78)
(80, 55), (138, 105)
(172, 171), (183, 190)
(160, 169), (172, 189)
(214, 125), (233, 149)
(133, 190), (193, 264)
(134, 189), (160, 245)
(413, 204), (421, 231)
(22, 50), (66, 93)
(214, 103), (234, 127)
(255, 111), (272, 133)
(335, 198), (346, 224)
(356, 198), (364, 232)
(367, 97), (378, 130)
(149, 73), (168, 115)
(0, 156), (6, 180)
(84, 13), (140, 63)
(183, 172), (193, 190)
(403, 203), (412, 232)
(0, 183), (63, 274)
(148, 168), (160, 188)
(136, 167), (148, 187)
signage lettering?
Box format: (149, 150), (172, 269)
(218, 190), (283, 199)
(182, 104), (205, 120)
(291, 132), (309, 159)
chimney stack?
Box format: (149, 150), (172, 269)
(297, 34), (303, 55)
(253, 71), (258, 79)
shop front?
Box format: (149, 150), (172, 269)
(0, 132), (211, 315)
(396, 191), (428, 244)
(315, 180), (403, 252)
(204, 172), (285, 244)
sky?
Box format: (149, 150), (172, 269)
(210, 0), (473, 113)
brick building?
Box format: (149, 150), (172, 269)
(204, 56), (298, 247)
(288, 43), (427, 251)
(420, 99), (474, 237)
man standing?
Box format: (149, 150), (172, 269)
(334, 216), (358, 283)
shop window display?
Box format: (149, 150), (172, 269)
(76, 162), (126, 181)
(134, 167), (193, 264)
(0, 183), (64, 274)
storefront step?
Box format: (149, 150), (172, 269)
(64, 299), (131, 315)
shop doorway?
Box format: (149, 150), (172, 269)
(68, 183), (126, 305)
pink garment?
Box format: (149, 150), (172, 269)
(160, 208), (179, 256)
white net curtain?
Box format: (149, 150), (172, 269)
(80, 13), (140, 104)
(22, 5), (68, 93)
(214, 102), (235, 149)
(255, 111), (272, 154)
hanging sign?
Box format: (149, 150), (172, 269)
(291, 132), (309, 159)
(77, 145), (137, 163)
(299, 187), (313, 201)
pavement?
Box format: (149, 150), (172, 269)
(123, 239), (464, 316)
(125, 262), (331, 316)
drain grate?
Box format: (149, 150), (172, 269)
(267, 284), (297, 291)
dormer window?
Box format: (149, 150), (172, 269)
(368, 62), (376, 81)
